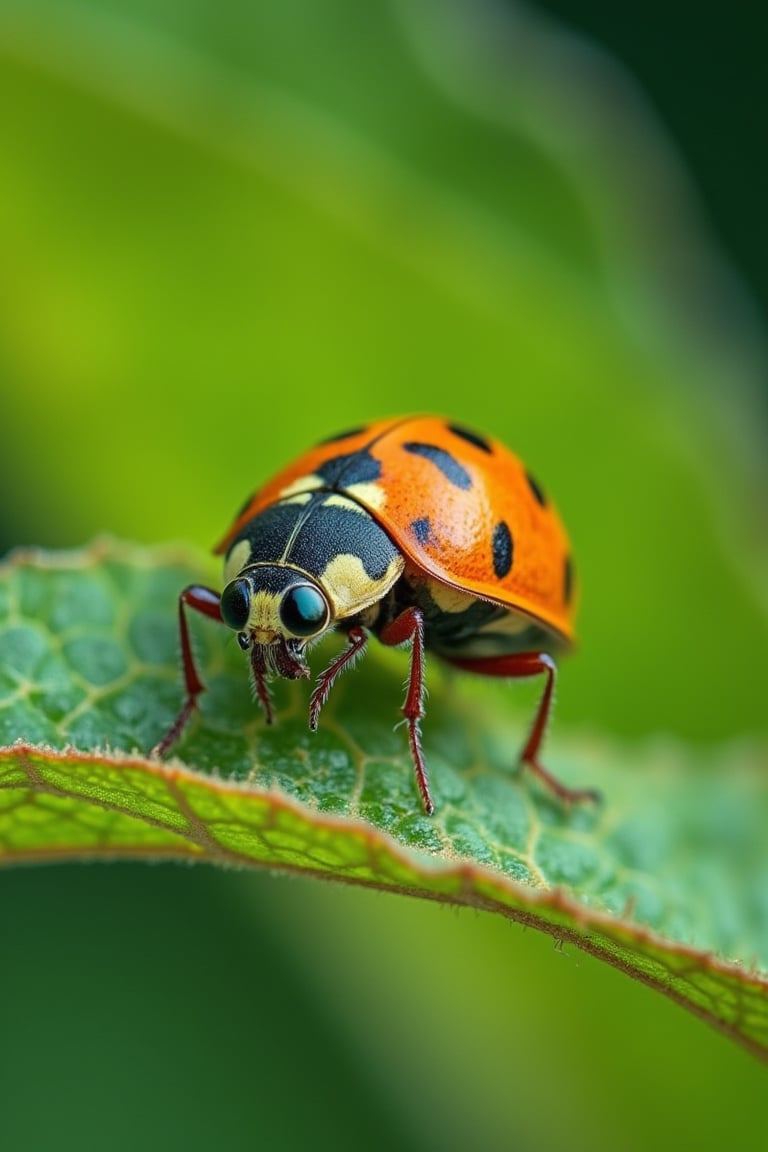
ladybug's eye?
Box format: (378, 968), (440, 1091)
(220, 578), (252, 631)
(280, 585), (329, 638)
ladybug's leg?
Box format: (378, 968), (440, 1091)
(154, 584), (222, 756)
(253, 668), (275, 727)
(445, 651), (599, 805)
(309, 626), (368, 731)
(378, 607), (434, 816)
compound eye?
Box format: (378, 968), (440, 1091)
(220, 578), (252, 631)
(279, 584), (330, 638)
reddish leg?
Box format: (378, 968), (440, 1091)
(253, 667), (275, 727)
(379, 607), (434, 816)
(445, 651), (600, 805)
(309, 627), (368, 730)
(153, 584), (222, 756)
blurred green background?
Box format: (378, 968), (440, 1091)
(1, 1), (766, 1149)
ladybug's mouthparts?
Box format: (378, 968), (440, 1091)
(250, 636), (310, 681)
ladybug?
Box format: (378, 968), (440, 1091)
(156, 416), (597, 813)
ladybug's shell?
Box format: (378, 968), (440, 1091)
(215, 416), (576, 646)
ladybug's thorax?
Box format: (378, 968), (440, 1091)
(222, 491), (405, 624)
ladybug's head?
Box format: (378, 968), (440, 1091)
(219, 564), (333, 680)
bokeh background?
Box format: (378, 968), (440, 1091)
(1, 1), (767, 1148)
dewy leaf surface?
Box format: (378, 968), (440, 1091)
(1, 540), (767, 1059)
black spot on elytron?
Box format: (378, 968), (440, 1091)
(564, 555), (575, 604)
(446, 422), (492, 454)
(525, 471), (547, 507)
(403, 442), (472, 490)
(317, 425), (368, 446)
(316, 447), (382, 488)
(410, 517), (433, 546)
(491, 521), (513, 579)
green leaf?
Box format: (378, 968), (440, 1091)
(1, 539), (767, 1059)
